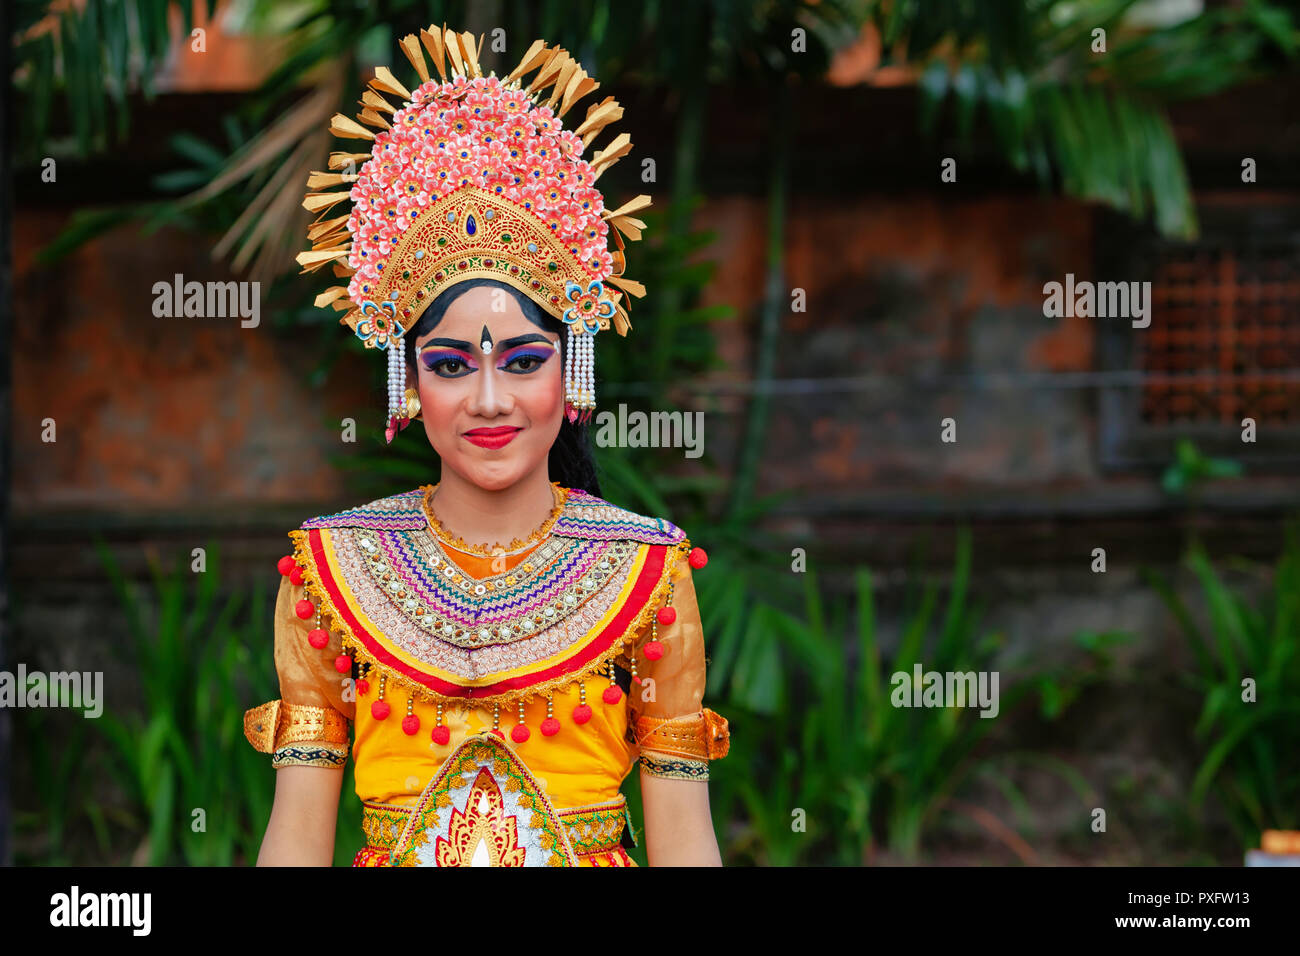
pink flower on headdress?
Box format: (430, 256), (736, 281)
(584, 248), (613, 276)
(532, 105), (557, 134)
(396, 196), (420, 222)
(416, 142), (441, 165)
(515, 180), (547, 214)
(556, 129), (584, 159)
(500, 89), (528, 115)
(464, 90), (496, 121)
(392, 170), (417, 198)
(448, 107), (476, 137)
(504, 119), (531, 144)
(523, 157), (557, 185)
(450, 136), (487, 166)
(556, 200), (585, 236)
(571, 185), (600, 215)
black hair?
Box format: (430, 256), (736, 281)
(403, 278), (602, 496)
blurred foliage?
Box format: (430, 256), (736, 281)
(1145, 518), (1300, 852)
(897, 0), (1298, 238)
(707, 526), (1130, 865)
(11, 543), (361, 866)
(1161, 437), (1244, 498)
(12, 0), (1299, 242)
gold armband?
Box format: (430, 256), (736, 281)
(633, 707), (730, 762)
(244, 699), (350, 753)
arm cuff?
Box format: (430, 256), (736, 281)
(639, 752), (711, 781)
(244, 699), (350, 766)
(633, 707), (730, 766)
(272, 744), (349, 769)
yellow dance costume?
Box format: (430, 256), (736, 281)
(244, 483), (729, 866)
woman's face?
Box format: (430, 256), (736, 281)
(412, 285), (564, 492)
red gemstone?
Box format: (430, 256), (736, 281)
(307, 628), (329, 649)
(277, 555), (296, 576)
(295, 599), (315, 620)
(356, 678), (370, 696)
(688, 547), (708, 569)
(572, 704), (593, 724)
(602, 685), (623, 705)
(371, 700), (391, 720)
(510, 723), (530, 743)
(541, 717), (561, 737)
(402, 715), (420, 735)
(657, 606), (676, 626)
(333, 654), (351, 673)
(643, 640), (664, 661)
(289, 566), (304, 586)
(431, 724), (451, 745)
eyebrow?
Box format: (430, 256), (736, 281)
(419, 337), (473, 351)
(496, 333), (555, 351)
(418, 335), (556, 353)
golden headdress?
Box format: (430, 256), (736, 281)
(296, 25), (651, 441)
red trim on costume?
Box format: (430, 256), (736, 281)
(308, 529), (667, 699)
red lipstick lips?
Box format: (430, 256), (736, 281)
(463, 425), (522, 449)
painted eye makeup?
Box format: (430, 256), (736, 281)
(498, 344), (556, 374)
(421, 348), (477, 378)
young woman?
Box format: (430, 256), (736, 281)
(243, 25), (729, 867)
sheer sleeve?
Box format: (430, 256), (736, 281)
(627, 557), (730, 781)
(243, 575), (355, 769)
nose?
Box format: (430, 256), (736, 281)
(465, 362), (513, 419)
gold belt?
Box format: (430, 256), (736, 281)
(362, 793), (634, 857)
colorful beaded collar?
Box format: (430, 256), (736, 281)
(279, 487), (695, 714)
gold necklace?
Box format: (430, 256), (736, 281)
(421, 481), (568, 557)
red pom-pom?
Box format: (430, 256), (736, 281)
(277, 555), (296, 576)
(657, 606), (677, 626)
(541, 717), (561, 737)
(333, 654), (351, 673)
(307, 628), (329, 649)
(510, 723), (530, 743)
(602, 685), (623, 705)
(643, 640), (664, 661)
(688, 547), (708, 569)
(289, 566), (304, 586)
(402, 714), (420, 736)
(572, 704), (592, 724)
(371, 700), (391, 720)
(295, 599), (315, 620)
(431, 725), (451, 745)
(489, 728), (505, 740)
(355, 678), (370, 696)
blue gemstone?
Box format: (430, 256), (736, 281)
(466, 215), (476, 236)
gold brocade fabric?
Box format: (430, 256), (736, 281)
(244, 488), (730, 866)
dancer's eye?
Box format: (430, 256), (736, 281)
(421, 350), (477, 378)
(499, 349), (553, 374)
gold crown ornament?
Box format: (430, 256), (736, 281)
(295, 25), (652, 443)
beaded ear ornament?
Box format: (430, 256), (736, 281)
(295, 24), (652, 443)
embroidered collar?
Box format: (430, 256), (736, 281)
(300, 485), (686, 545)
(290, 486), (689, 707)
